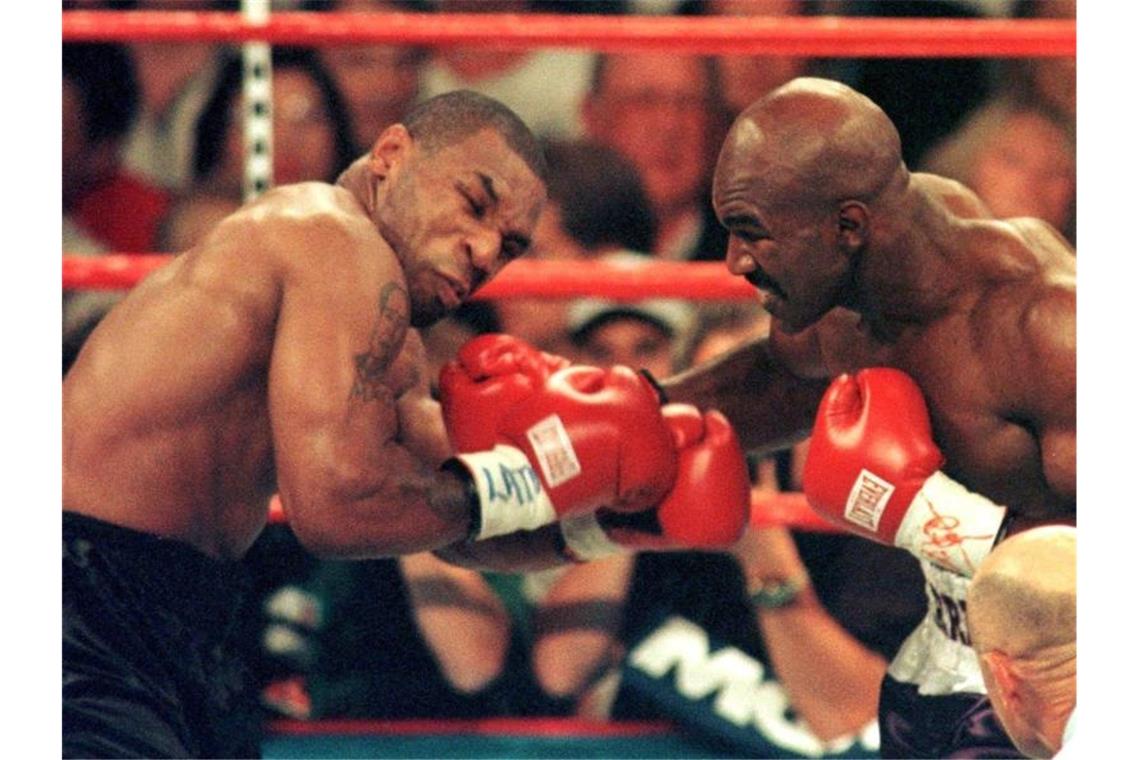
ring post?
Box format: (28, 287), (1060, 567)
(242, 0), (273, 202)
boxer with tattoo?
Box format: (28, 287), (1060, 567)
(63, 91), (747, 756)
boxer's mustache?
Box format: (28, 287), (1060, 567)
(745, 266), (786, 298)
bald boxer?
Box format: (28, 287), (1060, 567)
(660, 77), (1075, 757)
(967, 526), (1076, 758)
(62, 91), (743, 757)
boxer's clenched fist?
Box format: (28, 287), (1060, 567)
(439, 334), (571, 452)
(559, 405), (751, 560)
(803, 368), (1008, 576)
(440, 336), (678, 540)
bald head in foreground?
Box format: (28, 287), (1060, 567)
(968, 527), (1076, 758)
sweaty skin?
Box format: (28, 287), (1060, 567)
(662, 78), (1075, 526)
(63, 125), (546, 561)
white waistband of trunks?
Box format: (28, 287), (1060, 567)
(887, 560), (985, 696)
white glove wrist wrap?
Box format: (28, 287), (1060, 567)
(894, 471), (1007, 577)
(559, 513), (624, 562)
(456, 445), (557, 540)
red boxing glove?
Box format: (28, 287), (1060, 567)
(559, 405), (750, 560)
(440, 334), (571, 452)
(803, 368), (1007, 576)
(446, 364), (678, 540)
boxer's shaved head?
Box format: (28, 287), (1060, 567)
(715, 77), (907, 213)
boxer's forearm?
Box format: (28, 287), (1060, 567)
(660, 337), (826, 455)
(434, 524), (572, 573)
(280, 443), (474, 559)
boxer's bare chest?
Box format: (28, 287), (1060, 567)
(814, 309), (1059, 516)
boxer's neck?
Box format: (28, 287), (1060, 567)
(847, 189), (967, 330)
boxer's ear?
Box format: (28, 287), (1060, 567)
(836, 202), (868, 254)
(369, 124), (412, 179)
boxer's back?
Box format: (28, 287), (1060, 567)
(63, 183), (377, 559)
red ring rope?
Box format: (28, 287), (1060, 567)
(62, 11), (1075, 57)
(63, 255), (758, 301)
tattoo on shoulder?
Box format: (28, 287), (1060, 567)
(351, 282), (409, 402)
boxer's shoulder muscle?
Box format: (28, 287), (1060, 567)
(936, 227), (1076, 512)
(914, 172), (992, 220)
(965, 222), (1075, 408)
(159, 184), (378, 312)
(252, 183), (397, 280)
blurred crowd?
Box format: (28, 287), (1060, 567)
(61, 0), (1075, 755)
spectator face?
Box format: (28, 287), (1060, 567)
(585, 54), (712, 219)
(574, 317), (675, 378)
(222, 68), (339, 188)
(273, 69), (340, 185)
(708, 0), (805, 115)
(323, 45), (423, 148)
(970, 111), (1074, 231)
(717, 56), (804, 118)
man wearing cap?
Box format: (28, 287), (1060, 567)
(566, 294), (696, 380)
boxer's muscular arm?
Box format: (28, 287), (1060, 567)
(269, 216), (472, 558)
(395, 331), (454, 468)
(659, 328), (830, 455)
(913, 172), (992, 220)
(436, 524), (571, 573)
(1007, 283), (1076, 508)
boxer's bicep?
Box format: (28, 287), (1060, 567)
(269, 243), (478, 557)
(1039, 424), (1076, 504)
(1020, 286), (1077, 503)
(269, 232), (408, 523)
